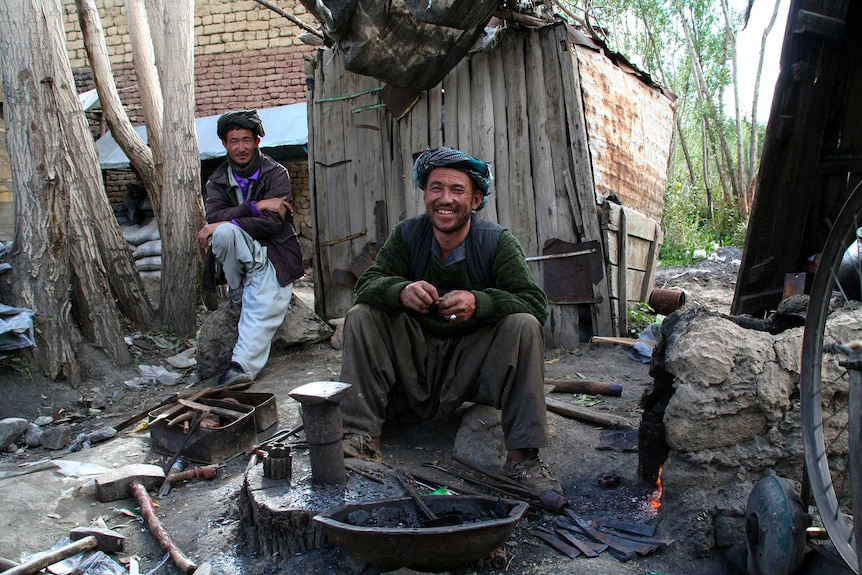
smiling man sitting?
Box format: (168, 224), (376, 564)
(338, 146), (564, 504)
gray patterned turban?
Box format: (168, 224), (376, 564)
(217, 110), (265, 141)
(412, 147), (492, 210)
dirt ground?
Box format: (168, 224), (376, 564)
(0, 254), (749, 575)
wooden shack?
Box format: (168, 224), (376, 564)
(307, 22), (674, 347)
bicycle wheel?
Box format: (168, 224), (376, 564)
(801, 180), (862, 573)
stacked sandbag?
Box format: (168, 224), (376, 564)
(122, 217), (162, 280)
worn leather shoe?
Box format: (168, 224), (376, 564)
(502, 452), (564, 496)
(217, 362), (252, 388)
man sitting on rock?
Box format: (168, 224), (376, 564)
(197, 110), (304, 388)
(338, 146), (564, 503)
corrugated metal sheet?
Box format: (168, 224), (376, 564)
(576, 46), (674, 223)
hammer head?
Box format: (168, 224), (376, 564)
(70, 526), (125, 553)
(95, 463), (165, 502)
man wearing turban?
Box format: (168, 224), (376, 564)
(197, 110), (304, 387)
(339, 146), (564, 506)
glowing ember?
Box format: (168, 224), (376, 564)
(648, 466), (663, 510)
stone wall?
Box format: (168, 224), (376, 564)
(640, 307), (806, 559)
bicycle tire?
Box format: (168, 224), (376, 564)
(801, 180), (862, 574)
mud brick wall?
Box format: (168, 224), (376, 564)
(60, 0), (317, 261)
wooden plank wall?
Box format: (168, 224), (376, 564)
(601, 202), (664, 335)
(308, 23), (667, 347)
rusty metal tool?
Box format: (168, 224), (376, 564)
(167, 464), (219, 486)
(130, 481), (211, 574)
(451, 454), (568, 512)
(2, 527), (125, 575)
(158, 409), (207, 496)
(394, 469), (462, 527)
(95, 466), (209, 574)
(545, 378), (623, 396)
(563, 510), (656, 557)
(96, 463), (165, 502)
(553, 527), (603, 557)
(529, 527), (581, 559)
(225, 422), (305, 467)
(345, 462), (387, 484)
(422, 462), (533, 500)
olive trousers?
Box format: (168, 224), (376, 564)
(339, 304), (549, 451)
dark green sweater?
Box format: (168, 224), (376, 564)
(354, 215), (549, 337)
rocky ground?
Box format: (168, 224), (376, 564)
(0, 249), (791, 575)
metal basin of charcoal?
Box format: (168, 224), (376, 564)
(313, 495), (528, 570)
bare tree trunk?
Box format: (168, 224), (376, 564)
(720, 0), (747, 215)
(701, 121), (715, 218)
(0, 0), (131, 381)
(643, 19), (697, 187)
(748, 0), (784, 196)
(159, 0), (204, 337)
(76, 0), (162, 218)
(71, 0), (157, 329)
(680, 12), (740, 210)
(126, 0), (164, 187)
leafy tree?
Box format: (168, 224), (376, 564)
(553, 0), (786, 260)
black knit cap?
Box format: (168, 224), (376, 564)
(217, 110), (265, 141)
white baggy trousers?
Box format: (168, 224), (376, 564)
(210, 224), (293, 378)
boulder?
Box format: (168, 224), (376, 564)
(0, 417), (28, 450)
(197, 294), (333, 380)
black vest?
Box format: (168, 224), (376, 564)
(399, 214), (504, 290)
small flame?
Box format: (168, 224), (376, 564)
(648, 466), (663, 510)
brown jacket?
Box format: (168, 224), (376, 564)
(202, 154), (303, 290)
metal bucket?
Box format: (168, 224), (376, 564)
(648, 288), (686, 315)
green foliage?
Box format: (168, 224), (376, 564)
(659, 180), (747, 266)
(627, 301), (657, 334)
(0, 353), (31, 377)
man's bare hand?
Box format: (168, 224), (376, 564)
(256, 196), (292, 219)
(399, 281), (440, 314)
(436, 290), (476, 322)
(197, 221), (227, 249)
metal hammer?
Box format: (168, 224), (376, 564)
(1, 527), (124, 575)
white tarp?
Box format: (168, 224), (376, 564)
(95, 102), (308, 170)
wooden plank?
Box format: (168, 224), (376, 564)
(307, 52), (323, 317)
(399, 103), (421, 219)
(442, 60), (459, 146)
(500, 30), (538, 256)
(489, 45), (509, 226)
(455, 58), (473, 153)
(545, 305), (582, 349)
(321, 66), (354, 317)
(591, 336), (655, 347)
(525, 32), (558, 245)
(351, 73), (387, 286)
(525, 31), (574, 348)
(470, 48), (499, 223)
(641, 222), (663, 301)
(428, 83), (444, 149)
(555, 25), (613, 337)
(540, 27), (578, 243)
(617, 206), (627, 335)
(312, 52), (346, 318)
(406, 89), (431, 223)
(545, 396), (633, 427)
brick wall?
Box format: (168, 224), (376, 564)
(62, 0), (317, 115)
(60, 0), (318, 266)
